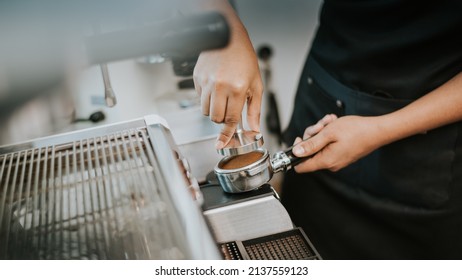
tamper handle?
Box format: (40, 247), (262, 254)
(236, 119), (245, 145)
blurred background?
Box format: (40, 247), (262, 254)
(0, 0), (322, 157)
(0, 0), (325, 260)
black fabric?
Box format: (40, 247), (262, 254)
(310, 0), (462, 100)
(281, 56), (462, 259)
(281, 0), (462, 259)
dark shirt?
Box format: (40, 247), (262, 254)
(310, 0), (462, 100)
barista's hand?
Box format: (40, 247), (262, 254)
(194, 45), (263, 149)
(292, 115), (383, 172)
(193, 8), (263, 150)
(291, 72), (462, 172)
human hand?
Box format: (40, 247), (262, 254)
(193, 24), (263, 149)
(292, 114), (384, 172)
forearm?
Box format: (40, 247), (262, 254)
(291, 71), (462, 172)
(375, 72), (462, 146)
(189, 0), (263, 148)
(188, 0), (252, 51)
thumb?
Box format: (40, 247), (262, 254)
(292, 134), (329, 157)
(216, 122), (237, 149)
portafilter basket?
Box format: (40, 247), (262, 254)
(214, 146), (309, 193)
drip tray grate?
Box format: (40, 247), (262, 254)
(0, 128), (183, 259)
(221, 228), (321, 260)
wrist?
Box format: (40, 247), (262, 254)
(373, 113), (413, 147)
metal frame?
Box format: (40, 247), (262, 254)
(0, 115), (221, 259)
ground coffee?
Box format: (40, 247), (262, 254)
(220, 151), (263, 170)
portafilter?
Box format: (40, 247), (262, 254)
(214, 145), (309, 193)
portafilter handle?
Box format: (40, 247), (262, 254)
(270, 145), (313, 173)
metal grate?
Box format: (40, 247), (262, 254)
(221, 228), (320, 260)
(0, 128), (185, 259)
(220, 242), (243, 260)
(242, 229), (317, 260)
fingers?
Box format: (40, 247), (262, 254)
(292, 132), (331, 157)
(216, 88), (260, 148)
(291, 114), (338, 171)
(320, 113), (338, 124)
(195, 74), (211, 117)
(209, 89), (227, 123)
(215, 94), (246, 149)
(197, 80), (260, 150)
(216, 120), (239, 150)
(292, 134), (333, 173)
(216, 125), (235, 149)
(294, 137), (302, 145)
(200, 88), (210, 116)
(246, 83), (263, 132)
(295, 114), (337, 156)
(198, 85), (246, 149)
(303, 114), (337, 139)
(193, 36), (264, 151)
(294, 157), (323, 173)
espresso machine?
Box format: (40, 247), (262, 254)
(0, 1), (320, 260)
(0, 113), (321, 260)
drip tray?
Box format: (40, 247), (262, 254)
(220, 228), (321, 260)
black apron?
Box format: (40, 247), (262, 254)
(281, 56), (462, 259)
